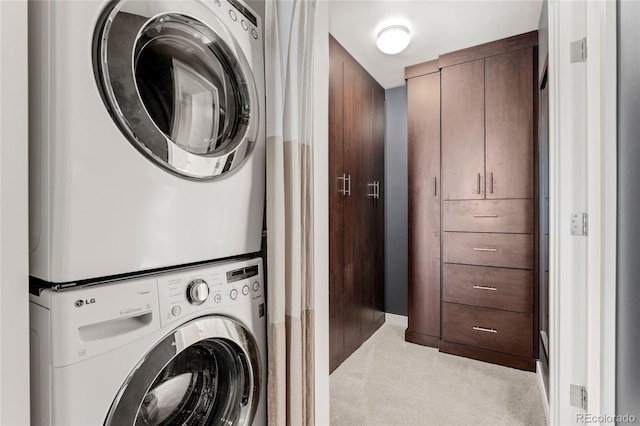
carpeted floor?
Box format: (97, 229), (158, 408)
(330, 324), (547, 426)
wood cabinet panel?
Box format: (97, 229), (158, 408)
(329, 35), (385, 371)
(443, 264), (533, 313)
(407, 72), (441, 340)
(485, 48), (534, 199)
(328, 45), (345, 366)
(443, 232), (533, 269)
(443, 199), (533, 233)
(373, 87), (386, 325)
(441, 59), (485, 200)
(442, 303), (533, 357)
(342, 60), (367, 349)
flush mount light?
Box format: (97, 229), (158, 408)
(376, 25), (410, 55)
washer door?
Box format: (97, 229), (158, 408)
(104, 316), (262, 426)
(94, 0), (259, 180)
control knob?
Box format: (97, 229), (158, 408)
(187, 279), (209, 305)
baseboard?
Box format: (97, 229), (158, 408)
(384, 313), (408, 328)
(438, 340), (536, 371)
(536, 361), (550, 424)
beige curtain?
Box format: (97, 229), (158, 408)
(265, 1), (317, 425)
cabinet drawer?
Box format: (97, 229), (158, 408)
(443, 264), (533, 313)
(443, 199), (533, 233)
(442, 303), (533, 357)
(443, 232), (533, 269)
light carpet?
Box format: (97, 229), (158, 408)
(330, 324), (547, 426)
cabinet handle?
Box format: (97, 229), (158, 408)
(338, 174), (351, 196)
(489, 172), (494, 194)
(477, 173), (481, 194)
(375, 181), (380, 199)
(473, 285), (498, 291)
(367, 182), (376, 198)
(472, 247), (498, 252)
(473, 326), (498, 334)
(472, 214), (499, 218)
(338, 174), (346, 196)
(434, 176), (437, 196)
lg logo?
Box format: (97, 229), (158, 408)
(74, 298), (96, 308)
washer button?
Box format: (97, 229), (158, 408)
(253, 281), (260, 292)
(241, 20), (248, 30)
(230, 289), (238, 300)
(251, 28), (258, 39)
(171, 306), (182, 316)
(214, 0), (220, 5)
(242, 285), (249, 295)
(229, 10), (237, 21)
(214, 294), (222, 303)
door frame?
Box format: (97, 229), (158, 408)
(547, 0), (617, 423)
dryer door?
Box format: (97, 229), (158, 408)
(104, 316), (262, 426)
(94, 0), (260, 180)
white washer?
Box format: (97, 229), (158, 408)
(30, 257), (266, 425)
(29, 0), (265, 284)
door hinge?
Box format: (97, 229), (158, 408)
(570, 384), (588, 410)
(570, 37), (587, 63)
(571, 213), (588, 236)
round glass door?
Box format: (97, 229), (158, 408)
(94, 1), (259, 180)
(105, 317), (262, 426)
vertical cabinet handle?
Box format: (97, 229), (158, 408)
(434, 176), (437, 196)
(489, 172), (494, 194)
(477, 173), (481, 194)
(338, 174), (351, 196)
(368, 181), (381, 199)
(367, 182), (377, 198)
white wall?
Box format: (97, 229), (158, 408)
(0, 0), (31, 424)
(313, 2), (330, 424)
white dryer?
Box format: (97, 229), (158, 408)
(29, 0), (265, 284)
(30, 257), (266, 425)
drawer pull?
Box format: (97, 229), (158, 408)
(473, 285), (498, 291)
(472, 214), (499, 218)
(473, 326), (498, 334)
(472, 247), (498, 252)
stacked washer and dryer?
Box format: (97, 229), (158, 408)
(28, 0), (267, 424)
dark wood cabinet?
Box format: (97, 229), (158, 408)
(406, 31), (538, 371)
(485, 48), (534, 199)
(329, 35), (385, 372)
(406, 67), (441, 346)
(441, 59), (485, 201)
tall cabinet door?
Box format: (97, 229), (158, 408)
(406, 71), (441, 345)
(485, 48), (534, 199)
(328, 43), (345, 366)
(342, 61), (369, 350)
(373, 87), (386, 326)
(441, 59), (485, 201)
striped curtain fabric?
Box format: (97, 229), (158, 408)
(265, 1), (318, 425)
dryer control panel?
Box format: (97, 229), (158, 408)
(157, 258), (264, 327)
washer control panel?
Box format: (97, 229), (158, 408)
(157, 258), (264, 327)
(211, 0), (261, 41)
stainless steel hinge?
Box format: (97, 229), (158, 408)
(570, 37), (587, 63)
(571, 213), (588, 236)
(570, 384), (588, 410)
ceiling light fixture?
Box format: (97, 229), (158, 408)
(376, 25), (410, 55)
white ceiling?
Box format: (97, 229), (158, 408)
(329, 0), (543, 89)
